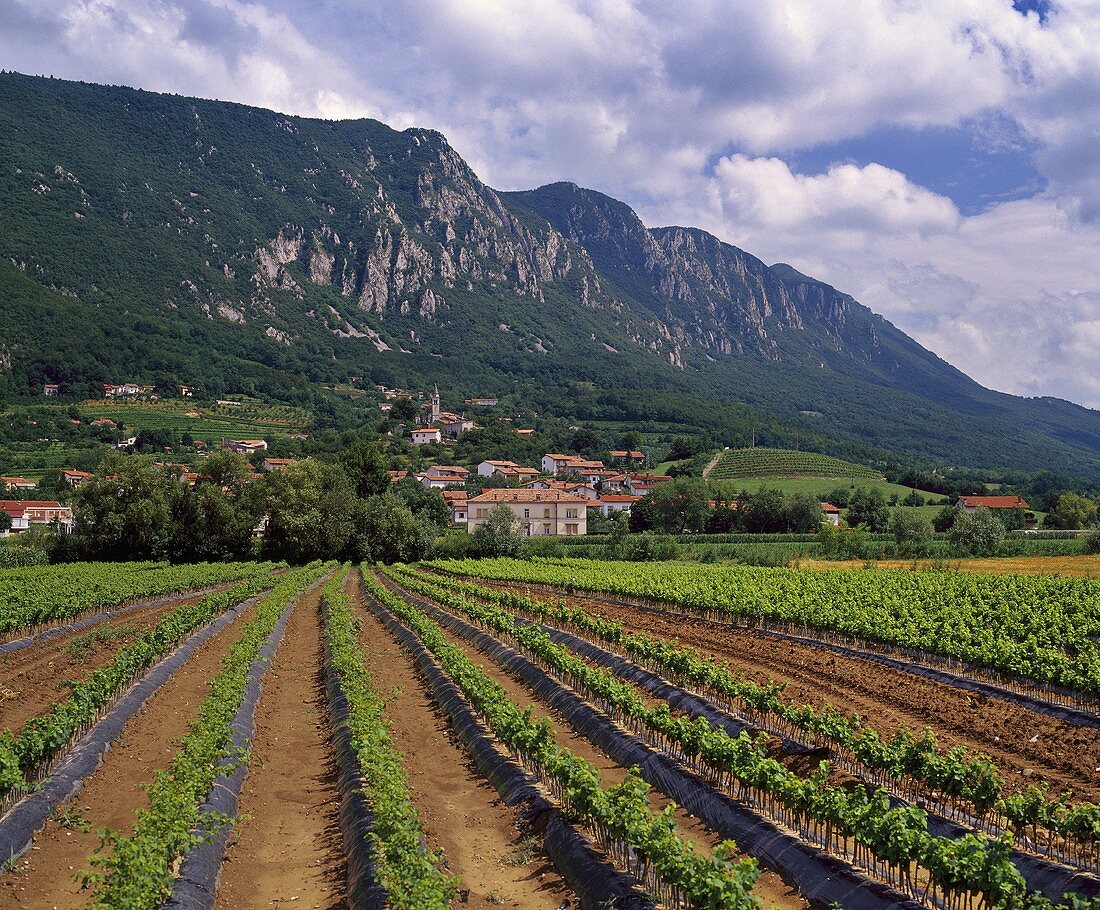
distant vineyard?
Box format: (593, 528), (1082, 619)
(707, 447), (882, 480)
(77, 400), (311, 440)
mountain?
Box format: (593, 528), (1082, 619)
(2, 71), (1099, 479)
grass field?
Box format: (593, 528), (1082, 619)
(709, 472), (945, 503)
(707, 447), (881, 481)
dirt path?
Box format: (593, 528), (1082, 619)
(477, 578), (1100, 801)
(350, 572), (577, 910)
(382, 575), (808, 910)
(0, 595), (203, 735)
(214, 583), (346, 910)
(0, 599), (257, 909)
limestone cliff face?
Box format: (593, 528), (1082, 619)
(504, 182), (890, 366)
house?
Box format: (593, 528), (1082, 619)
(2, 476), (37, 492)
(541, 454), (576, 475)
(115, 436), (138, 450)
(957, 495), (1030, 514)
(598, 494), (642, 517)
(43, 383), (60, 397)
(421, 470), (469, 489)
(464, 397), (500, 407)
(514, 428), (536, 437)
(494, 465), (541, 481)
(426, 465), (470, 480)
(821, 502), (842, 526)
(625, 473), (672, 495)
(222, 438), (269, 455)
(440, 417), (475, 438)
(466, 488), (587, 536)
(103, 382), (154, 398)
(442, 490), (469, 523)
(388, 470), (409, 484)
(477, 459), (521, 477)
(410, 427), (443, 446)
(261, 457), (294, 472)
(610, 450), (646, 466)
(524, 479), (599, 500)
(0, 500), (74, 536)
(61, 468), (94, 487)
(179, 385), (195, 398)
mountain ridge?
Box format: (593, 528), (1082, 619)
(2, 71), (1099, 479)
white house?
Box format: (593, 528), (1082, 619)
(598, 494), (642, 516)
(821, 502), (842, 526)
(222, 438), (269, 454)
(477, 459), (519, 477)
(410, 427), (442, 446)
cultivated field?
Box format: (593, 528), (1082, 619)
(0, 557), (1097, 910)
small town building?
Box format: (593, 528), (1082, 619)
(261, 457), (294, 472)
(957, 495), (1030, 514)
(426, 465), (470, 480)
(43, 383), (60, 397)
(598, 494), (642, 517)
(103, 382), (155, 398)
(61, 468), (94, 487)
(222, 439), (269, 455)
(0, 500), (74, 536)
(410, 427), (442, 446)
(466, 488), (587, 536)
(442, 490), (469, 523)
(821, 502), (842, 526)
(610, 450), (646, 466)
(2, 476), (37, 492)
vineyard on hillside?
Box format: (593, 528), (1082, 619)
(2, 558), (1099, 910)
(707, 447), (883, 480)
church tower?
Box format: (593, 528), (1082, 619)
(431, 385), (441, 423)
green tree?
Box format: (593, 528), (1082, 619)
(0, 512), (11, 533)
(350, 494), (432, 564)
(257, 459), (356, 563)
(470, 503), (524, 557)
(933, 504), (960, 532)
(72, 455), (181, 560)
(889, 509), (933, 557)
(339, 439), (392, 499)
(949, 507), (1005, 556)
(392, 477), (451, 531)
(648, 477), (710, 533)
(846, 487), (889, 532)
(1084, 528), (1100, 555)
(739, 487), (787, 533)
(901, 489), (926, 507)
(785, 493), (824, 533)
(1046, 492), (1098, 530)
(390, 398), (420, 423)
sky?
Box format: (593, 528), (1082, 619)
(3, 0), (1100, 407)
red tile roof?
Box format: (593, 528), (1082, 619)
(958, 495), (1030, 510)
(468, 489), (590, 505)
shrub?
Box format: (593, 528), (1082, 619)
(948, 507), (1005, 557)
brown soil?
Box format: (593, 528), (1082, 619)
(381, 574), (808, 910)
(478, 577), (1100, 802)
(348, 571), (577, 910)
(0, 594), (205, 735)
(802, 555), (1100, 578)
(214, 582), (347, 910)
(0, 597), (258, 909)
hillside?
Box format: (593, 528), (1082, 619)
(3, 73), (1100, 479)
(706, 448), (882, 481)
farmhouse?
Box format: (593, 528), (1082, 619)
(442, 490), (469, 523)
(410, 427), (442, 446)
(610, 450), (646, 466)
(466, 488), (587, 536)
(0, 500), (74, 536)
(261, 457), (294, 472)
(43, 383), (60, 397)
(421, 470), (468, 489)
(624, 473), (672, 495)
(61, 468), (94, 487)
(425, 465), (470, 480)
(103, 382), (155, 398)
(222, 438), (269, 455)
(957, 495), (1030, 513)
(821, 502), (842, 526)
(2, 476), (37, 492)
(598, 494), (642, 516)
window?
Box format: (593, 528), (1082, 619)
(565, 508), (577, 519)
(565, 524), (578, 535)
(544, 508), (551, 518)
(523, 508), (530, 518)
(543, 523), (551, 534)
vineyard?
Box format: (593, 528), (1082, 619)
(0, 558), (1097, 910)
(75, 399), (313, 441)
(707, 447), (883, 481)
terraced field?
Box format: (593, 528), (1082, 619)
(76, 399), (312, 442)
(1, 558), (1097, 910)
